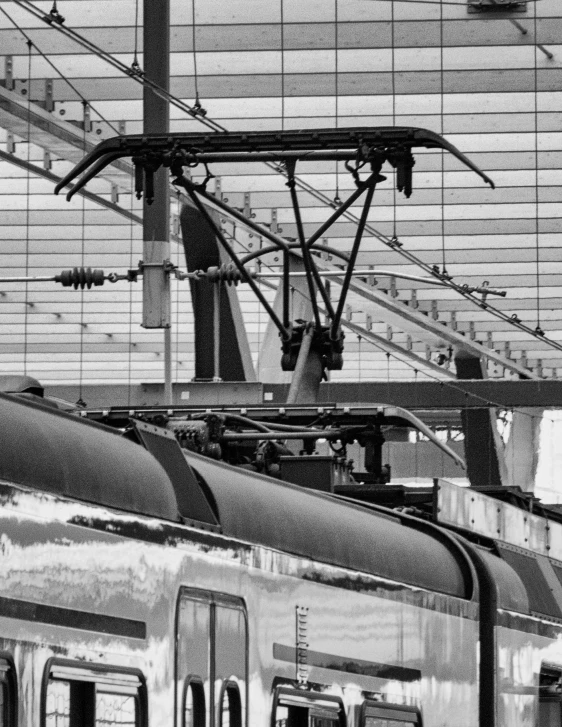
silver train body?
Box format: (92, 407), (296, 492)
(0, 393), (560, 727)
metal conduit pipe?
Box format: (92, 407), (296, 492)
(220, 430), (341, 441)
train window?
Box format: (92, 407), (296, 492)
(220, 682), (241, 727)
(96, 692), (136, 727)
(45, 663), (144, 727)
(45, 680), (71, 727)
(539, 665), (562, 727)
(0, 659), (16, 727)
(361, 702), (420, 727)
(273, 688), (345, 727)
(184, 678), (206, 727)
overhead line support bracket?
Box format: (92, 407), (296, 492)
(53, 126), (495, 374)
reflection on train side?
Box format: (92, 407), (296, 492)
(4, 392), (562, 727)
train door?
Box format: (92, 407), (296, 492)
(176, 589), (248, 727)
(539, 665), (562, 726)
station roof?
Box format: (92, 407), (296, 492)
(0, 0), (561, 388)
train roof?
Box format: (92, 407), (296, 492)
(0, 392), (474, 599)
(0, 392), (180, 521)
(187, 450), (473, 599)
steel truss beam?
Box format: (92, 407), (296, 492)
(43, 380), (562, 411)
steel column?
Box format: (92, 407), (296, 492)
(455, 354), (505, 487)
(180, 201), (256, 381)
(143, 0), (172, 403)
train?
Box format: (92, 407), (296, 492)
(0, 388), (561, 727)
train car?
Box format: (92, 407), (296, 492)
(0, 391), (561, 727)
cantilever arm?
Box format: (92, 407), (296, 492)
(54, 137), (126, 196)
(53, 126), (495, 199)
(60, 152), (126, 200)
(432, 133), (495, 189)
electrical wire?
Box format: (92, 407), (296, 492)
(191, 0), (204, 112)
(280, 0), (285, 130)
(23, 39), (32, 376)
(439, 0), (447, 275)
(0, 5), (121, 134)
(132, 0), (141, 74)
(333, 0), (341, 206)
(9, 0), (227, 133)
(533, 4), (542, 335)
(390, 0), (398, 242)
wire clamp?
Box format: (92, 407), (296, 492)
(192, 98), (207, 117)
(128, 59), (144, 77)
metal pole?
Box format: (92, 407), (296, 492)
(164, 326), (173, 403)
(143, 0), (172, 405)
(213, 284), (221, 381)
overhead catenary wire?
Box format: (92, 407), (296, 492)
(132, 0), (141, 75)
(9, 0), (227, 133)
(0, 6), (121, 135)
(191, 0), (205, 114)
